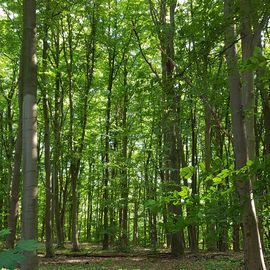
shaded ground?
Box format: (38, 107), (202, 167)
(38, 244), (270, 270)
(40, 251), (244, 270)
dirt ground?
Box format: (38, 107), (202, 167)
(40, 251), (244, 270)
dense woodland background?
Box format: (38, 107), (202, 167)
(0, 0), (270, 269)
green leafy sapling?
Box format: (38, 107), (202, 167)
(0, 229), (39, 270)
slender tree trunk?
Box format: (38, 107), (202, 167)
(233, 223), (240, 252)
(21, 0), (38, 268)
(52, 26), (65, 248)
(6, 62), (23, 248)
(120, 60), (129, 251)
(103, 50), (115, 250)
(43, 38), (54, 259)
(204, 103), (216, 251)
(86, 163), (94, 242)
(188, 102), (198, 252)
(133, 200), (139, 245)
(42, 0), (54, 257)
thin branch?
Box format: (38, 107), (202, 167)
(132, 21), (162, 85)
(252, 13), (270, 47)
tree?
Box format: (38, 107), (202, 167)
(224, 0), (266, 268)
(1, 0), (270, 265)
(6, 59), (23, 249)
(21, 0), (38, 268)
(41, 0), (54, 258)
(149, 0), (184, 257)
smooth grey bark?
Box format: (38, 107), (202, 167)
(21, 0), (38, 268)
(240, 0), (266, 268)
(239, 0), (255, 163)
(224, 0), (266, 268)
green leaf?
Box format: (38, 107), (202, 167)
(178, 186), (190, 199)
(246, 160), (253, 167)
(0, 228), (10, 238)
(145, 199), (161, 214)
(213, 177), (222, 185)
(180, 166), (194, 179)
(0, 250), (25, 270)
(16, 240), (39, 252)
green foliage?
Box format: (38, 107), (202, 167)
(0, 228), (11, 238)
(0, 229), (39, 270)
(0, 250), (25, 270)
(240, 47), (268, 71)
(180, 166), (194, 179)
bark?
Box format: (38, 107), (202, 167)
(52, 29), (66, 248)
(233, 223), (240, 252)
(188, 102), (198, 252)
(255, 36), (270, 154)
(42, 0), (54, 257)
(21, 0), (38, 268)
(224, 0), (266, 268)
(159, 0), (184, 257)
(61, 13), (80, 251)
(43, 41), (54, 258)
(6, 61), (23, 249)
(240, 0), (266, 268)
(132, 200), (139, 245)
(255, 15), (270, 253)
(103, 49), (115, 250)
(120, 60), (129, 251)
(86, 162), (94, 242)
(204, 103), (216, 251)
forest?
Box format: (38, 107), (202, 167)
(0, 0), (269, 269)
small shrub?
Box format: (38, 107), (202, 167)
(0, 229), (38, 270)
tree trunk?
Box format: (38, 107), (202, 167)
(6, 60), (23, 249)
(103, 50), (114, 250)
(21, 0), (38, 268)
(52, 26), (64, 249)
(224, 0), (266, 268)
(188, 102), (198, 252)
(42, 0), (54, 257)
(160, 0), (184, 257)
(120, 60), (129, 251)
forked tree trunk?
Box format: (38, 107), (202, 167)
(21, 0), (38, 268)
(224, 0), (266, 268)
(239, 0), (266, 268)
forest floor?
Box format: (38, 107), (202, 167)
(38, 244), (270, 270)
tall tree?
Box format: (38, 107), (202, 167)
(21, 0), (38, 268)
(6, 59), (23, 249)
(42, 0), (54, 258)
(156, 0), (184, 257)
(224, 0), (266, 268)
